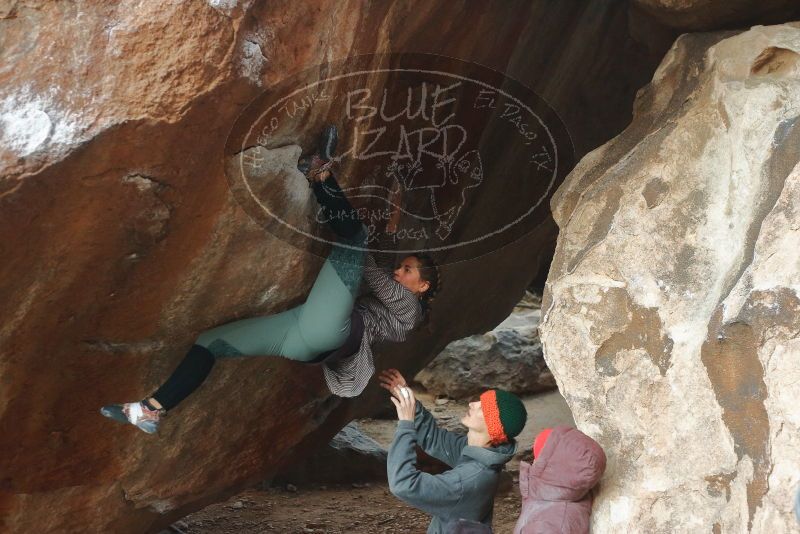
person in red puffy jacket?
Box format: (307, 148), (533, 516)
(513, 426), (606, 534)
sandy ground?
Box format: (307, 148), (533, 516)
(173, 389), (574, 534)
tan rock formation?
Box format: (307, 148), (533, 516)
(541, 22), (800, 533)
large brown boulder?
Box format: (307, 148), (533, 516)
(541, 22), (800, 533)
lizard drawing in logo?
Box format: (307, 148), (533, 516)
(334, 149), (484, 242)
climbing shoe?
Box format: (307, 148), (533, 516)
(100, 401), (163, 434)
(297, 124), (338, 181)
(300, 155), (335, 186)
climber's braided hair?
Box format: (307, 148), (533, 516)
(409, 252), (440, 327)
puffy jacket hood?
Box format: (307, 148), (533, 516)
(520, 426), (606, 502)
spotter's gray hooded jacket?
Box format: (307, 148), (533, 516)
(388, 401), (516, 534)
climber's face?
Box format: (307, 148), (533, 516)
(461, 399), (487, 432)
(393, 256), (430, 295)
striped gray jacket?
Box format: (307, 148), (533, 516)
(322, 253), (422, 397)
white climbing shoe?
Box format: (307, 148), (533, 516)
(100, 401), (162, 434)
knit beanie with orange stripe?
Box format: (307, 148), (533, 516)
(479, 389), (527, 445)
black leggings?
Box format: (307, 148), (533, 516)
(151, 174), (363, 411)
(151, 344), (215, 411)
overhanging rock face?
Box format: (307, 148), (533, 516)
(631, 0), (800, 31)
(541, 23), (800, 533)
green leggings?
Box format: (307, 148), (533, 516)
(195, 229), (367, 362)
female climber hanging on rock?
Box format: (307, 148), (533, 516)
(100, 125), (440, 434)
